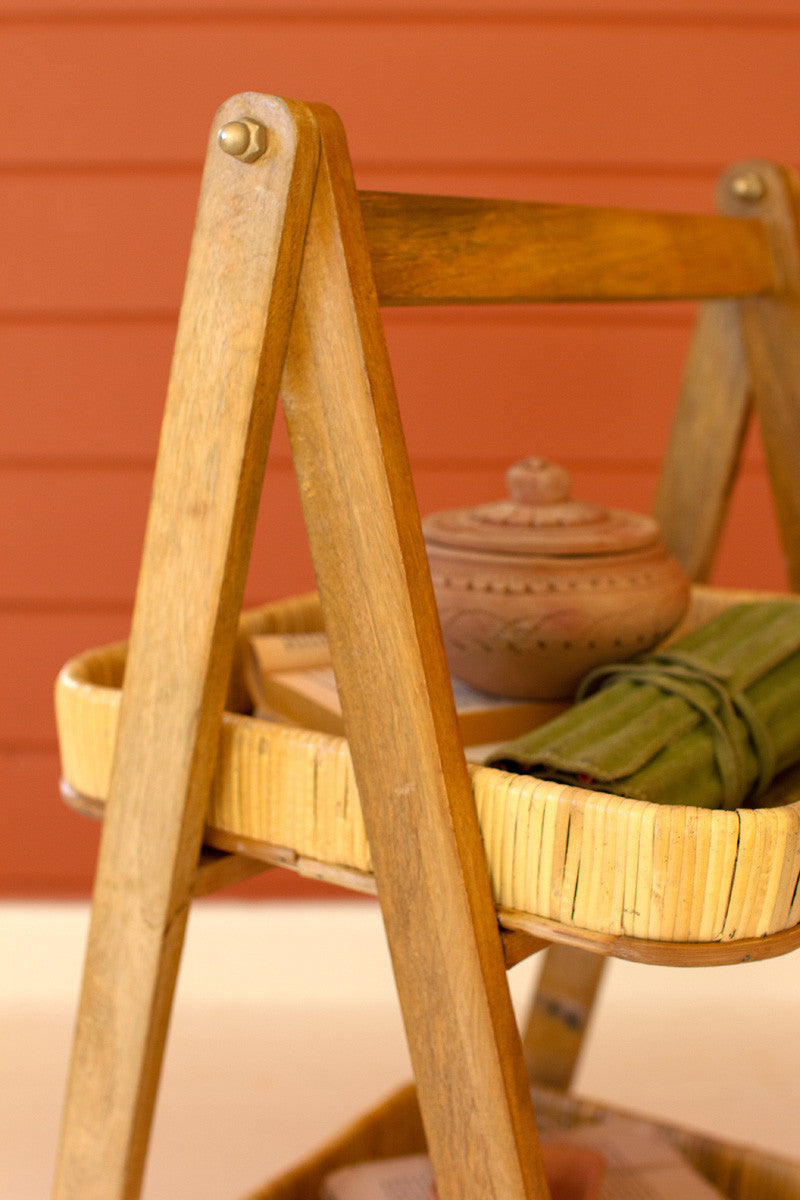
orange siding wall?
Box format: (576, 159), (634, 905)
(3, 1), (799, 897)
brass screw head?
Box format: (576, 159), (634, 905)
(730, 171), (766, 203)
(218, 118), (267, 163)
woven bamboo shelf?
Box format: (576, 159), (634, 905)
(241, 1083), (800, 1200)
(56, 585), (800, 963)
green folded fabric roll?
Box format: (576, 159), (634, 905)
(486, 600), (800, 810)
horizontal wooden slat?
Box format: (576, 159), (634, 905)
(3, 309), (775, 475)
(0, 467), (152, 604)
(390, 318), (768, 468)
(0, 611), (131, 744)
(6, 2), (800, 18)
(1, 24), (798, 167)
(1, 175), (193, 315)
(0, 464), (315, 605)
(2, 460), (785, 608)
(0, 749), (102, 893)
(3, 172), (747, 317)
(0, 312), (700, 461)
(0, 320), (173, 459)
(362, 192), (775, 304)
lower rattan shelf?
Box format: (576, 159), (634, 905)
(55, 585), (800, 962)
(239, 1083), (800, 1200)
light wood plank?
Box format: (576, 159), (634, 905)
(501, 929), (550, 970)
(521, 943), (606, 1090)
(361, 192), (775, 305)
(719, 161), (800, 588)
(654, 300), (752, 580)
(192, 848), (269, 898)
(52, 94), (320, 1200)
(280, 103), (550, 1200)
(1, 174), (773, 319)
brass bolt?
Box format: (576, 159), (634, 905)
(218, 118), (267, 163)
(730, 171), (766, 203)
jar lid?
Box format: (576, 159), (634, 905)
(422, 457), (660, 557)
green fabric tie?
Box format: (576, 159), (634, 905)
(577, 650), (777, 810)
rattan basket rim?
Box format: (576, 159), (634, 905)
(55, 586), (800, 952)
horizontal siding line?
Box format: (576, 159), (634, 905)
(0, 455), (155, 471)
(415, 456), (771, 475)
(376, 162), (721, 179)
(0, 161), (201, 176)
(383, 306), (696, 324)
(0, 161), (726, 179)
(0, 598), (132, 615)
(0, 738), (59, 755)
(0, 307), (696, 327)
(0, 456), (768, 475)
(0, 309), (177, 324)
(3, 9), (799, 28)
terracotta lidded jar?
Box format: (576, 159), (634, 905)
(422, 457), (690, 699)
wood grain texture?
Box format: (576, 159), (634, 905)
(521, 943), (606, 1088)
(192, 848), (269, 898)
(0, 176), (751, 318)
(654, 300), (752, 580)
(279, 103), (550, 1200)
(718, 162), (800, 589)
(52, 94), (320, 1200)
(361, 191), (775, 305)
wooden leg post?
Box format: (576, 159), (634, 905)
(522, 946), (606, 1091)
(281, 105), (550, 1200)
(719, 161), (800, 588)
(52, 95), (319, 1200)
(654, 299), (752, 582)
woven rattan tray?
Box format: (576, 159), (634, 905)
(56, 585), (800, 960)
(239, 1083), (800, 1200)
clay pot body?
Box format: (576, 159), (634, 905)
(422, 458), (690, 699)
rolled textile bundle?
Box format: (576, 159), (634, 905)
(486, 600), (800, 810)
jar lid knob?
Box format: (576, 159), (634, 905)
(507, 457), (572, 505)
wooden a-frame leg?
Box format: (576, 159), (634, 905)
(52, 95), (319, 1200)
(281, 105), (551, 1200)
(521, 946), (605, 1090)
(654, 299), (752, 582)
(719, 161), (800, 589)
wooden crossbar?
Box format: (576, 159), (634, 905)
(360, 191), (776, 306)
